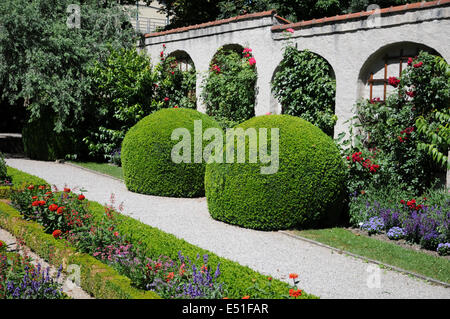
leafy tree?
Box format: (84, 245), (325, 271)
(156, 0), (221, 29)
(0, 0), (136, 159)
(84, 45), (196, 162)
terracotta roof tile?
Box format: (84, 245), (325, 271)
(272, 0), (449, 32)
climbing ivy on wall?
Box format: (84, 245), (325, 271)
(271, 46), (337, 136)
(201, 46), (257, 128)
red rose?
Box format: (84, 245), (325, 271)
(52, 230), (62, 239)
(78, 194), (85, 201)
(413, 61), (423, 68)
(49, 204), (58, 211)
(406, 91), (415, 98)
(388, 77), (400, 88)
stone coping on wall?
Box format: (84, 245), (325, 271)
(144, 10), (289, 41)
(143, 0), (449, 44)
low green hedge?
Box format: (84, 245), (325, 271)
(0, 186), (11, 199)
(0, 201), (160, 299)
(4, 166), (317, 299)
(205, 115), (347, 230)
(121, 108), (221, 197)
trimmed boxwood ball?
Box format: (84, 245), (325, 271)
(122, 108), (221, 197)
(205, 114), (347, 230)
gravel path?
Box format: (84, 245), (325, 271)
(0, 227), (92, 299)
(6, 158), (450, 299)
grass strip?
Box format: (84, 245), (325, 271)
(290, 228), (450, 284)
(68, 162), (123, 180)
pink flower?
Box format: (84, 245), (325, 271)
(407, 57), (413, 66)
(248, 57), (256, 66)
(243, 48), (252, 53)
(265, 112), (272, 115)
(286, 28), (294, 33)
(164, 97), (170, 102)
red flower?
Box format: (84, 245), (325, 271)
(113, 231), (119, 237)
(160, 51), (164, 57)
(166, 272), (174, 282)
(27, 185), (34, 190)
(289, 288), (302, 298)
(78, 194), (85, 201)
(242, 295), (250, 299)
(49, 204), (58, 211)
(64, 188), (71, 193)
(57, 206), (65, 215)
(388, 77), (400, 88)
(370, 97), (381, 104)
(52, 230), (62, 239)
(173, 105), (179, 108)
(248, 57), (256, 66)
(32, 196), (38, 200)
(407, 57), (413, 66)
(38, 185), (46, 190)
(289, 273), (298, 279)
(413, 61), (423, 68)
(164, 97), (169, 102)
(267, 276), (272, 281)
(39, 200), (46, 206)
(406, 90), (415, 98)
(400, 200), (405, 205)
(31, 201), (39, 207)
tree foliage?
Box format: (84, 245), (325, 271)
(0, 0), (137, 158)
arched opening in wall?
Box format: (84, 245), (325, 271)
(355, 42), (449, 193)
(201, 43), (257, 128)
(165, 50), (197, 109)
(358, 42), (440, 102)
(271, 48), (336, 137)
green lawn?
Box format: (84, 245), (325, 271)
(289, 227), (450, 284)
(69, 162), (124, 180)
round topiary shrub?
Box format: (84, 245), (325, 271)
(205, 114), (347, 230)
(122, 108), (221, 197)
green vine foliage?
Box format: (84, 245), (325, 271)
(84, 46), (196, 162)
(271, 46), (337, 136)
(201, 47), (257, 127)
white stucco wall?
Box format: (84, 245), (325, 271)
(142, 5), (450, 185)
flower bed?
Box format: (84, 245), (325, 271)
(353, 192), (450, 256)
(3, 166), (315, 299)
(0, 243), (66, 299)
